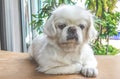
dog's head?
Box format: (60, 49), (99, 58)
(43, 5), (97, 46)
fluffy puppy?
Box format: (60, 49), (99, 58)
(28, 5), (98, 77)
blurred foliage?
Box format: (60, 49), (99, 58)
(86, 0), (120, 55)
(92, 41), (120, 55)
(31, 0), (120, 55)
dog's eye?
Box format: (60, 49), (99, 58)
(58, 24), (66, 29)
(79, 24), (85, 30)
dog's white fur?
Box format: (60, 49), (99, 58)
(28, 5), (98, 77)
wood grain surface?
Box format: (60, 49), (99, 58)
(0, 50), (120, 79)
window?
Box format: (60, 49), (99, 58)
(0, 0), (22, 52)
(20, 0), (41, 52)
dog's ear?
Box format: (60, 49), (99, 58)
(87, 16), (97, 41)
(43, 15), (56, 37)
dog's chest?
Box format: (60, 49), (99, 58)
(46, 44), (81, 65)
(56, 51), (81, 64)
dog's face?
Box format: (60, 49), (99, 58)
(43, 5), (97, 46)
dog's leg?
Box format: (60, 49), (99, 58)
(44, 63), (82, 74)
(80, 54), (98, 77)
(79, 44), (98, 77)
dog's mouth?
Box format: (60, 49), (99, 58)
(66, 34), (78, 43)
(59, 35), (79, 45)
(67, 35), (78, 41)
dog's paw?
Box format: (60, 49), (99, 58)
(81, 67), (98, 77)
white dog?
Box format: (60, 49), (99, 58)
(28, 5), (98, 77)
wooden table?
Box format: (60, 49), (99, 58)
(0, 50), (120, 79)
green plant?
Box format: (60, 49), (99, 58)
(86, 0), (120, 55)
(92, 41), (120, 55)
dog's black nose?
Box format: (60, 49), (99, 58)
(68, 27), (76, 34)
(67, 27), (78, 41)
